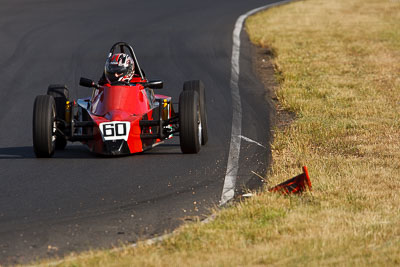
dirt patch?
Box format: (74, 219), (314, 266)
(251, 46), (295, 130)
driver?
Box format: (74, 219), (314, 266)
(99, 53), (138, 85)
(97, 52), (155, 105)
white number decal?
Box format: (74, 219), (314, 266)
(99, 121), (130, 141)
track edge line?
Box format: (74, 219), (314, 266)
(219, 0), (293, 206)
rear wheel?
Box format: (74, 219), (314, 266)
(33, 95), (56, 158)
(47, 84), (69, 149)
(179, 90), (201, 154)
(183, 80), (208, 145)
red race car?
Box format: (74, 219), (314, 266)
(32, 42), (208, 157)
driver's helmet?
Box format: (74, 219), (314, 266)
(105, 53), (135, 83)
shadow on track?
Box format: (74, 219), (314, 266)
(144, 143), (185, 155)
(0, 146), (36, 159)
(0, 143), (183, 159)
(0, 146), (93, 159)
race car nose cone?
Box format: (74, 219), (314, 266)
(104, 110), (131, 121)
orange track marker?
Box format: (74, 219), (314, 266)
(269, 166), (312, 195)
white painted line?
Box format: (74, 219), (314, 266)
(220, 0), (292, 206)
(239, 135), (266, 148)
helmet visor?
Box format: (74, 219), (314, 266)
(105, 64), (128, 83)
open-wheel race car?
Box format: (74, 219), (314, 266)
(32, 42), (208, 157)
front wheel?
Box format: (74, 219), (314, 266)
(33, 95), (56, 158)
(47, 84), (69, 149)
(179, 90), (201, 154)
(183, 80), (208, 145)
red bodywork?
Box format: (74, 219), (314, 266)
(78, 77), (172, 155)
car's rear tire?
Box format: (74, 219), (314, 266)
(47, 84), (69, 149)
(183, 80), (208, 145)
(179, 90), (201, 154)
(33, 95), (56, 158)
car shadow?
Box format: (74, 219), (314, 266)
(0, 143), (183, 159)
(144, 143), (184, 155)
(0, 146), (36, 159)
(0, 146), (94, 159)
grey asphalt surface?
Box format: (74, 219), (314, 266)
(0, 0), (278, 264)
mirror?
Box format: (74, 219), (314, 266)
(80, 77), (100, 88)
(147, 80), (163, 89)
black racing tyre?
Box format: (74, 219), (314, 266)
(33, 95), (56, 158)
(179, 90), (201, 154)
(47, 84), (69, 149)
(183, 80), (208, 145)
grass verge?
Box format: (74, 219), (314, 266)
(34, 0), (400, 265)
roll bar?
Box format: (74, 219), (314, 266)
(107, 42), (145, 81)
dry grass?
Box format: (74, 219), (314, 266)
(33, 0), (400, 266)
(246, 0), (400, 264)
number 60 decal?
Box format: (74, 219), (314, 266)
(99, 121), (131, 141)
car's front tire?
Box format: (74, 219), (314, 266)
(47, 84), (69, 150)
(179, 90), (201, 154)
(183, 80), (208, 145)
(33, 95), (56, 158)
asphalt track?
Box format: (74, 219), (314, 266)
(0, 0), (279, 264)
